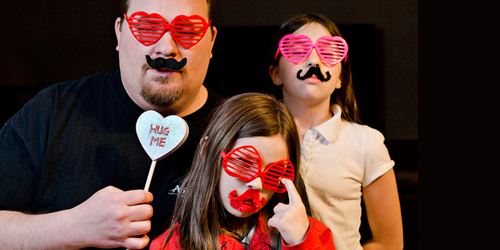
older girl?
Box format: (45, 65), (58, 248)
(268, 14), (403, 250)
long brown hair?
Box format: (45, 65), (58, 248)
(268, 13), (362, 124)
(163, 92), (309, 249)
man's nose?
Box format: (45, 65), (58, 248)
(152, 31), (180, 57)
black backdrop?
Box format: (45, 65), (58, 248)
(0, 25), (378, 128)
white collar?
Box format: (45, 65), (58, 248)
(310, 104), (343, 144)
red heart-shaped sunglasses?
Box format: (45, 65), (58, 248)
(220, 145), (295, 193)
(124, 11), (211, 49)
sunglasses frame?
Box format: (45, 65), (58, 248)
(220, 145), (295, 193)
(124, 11), (212, 49)
(275, 34), (348, 66)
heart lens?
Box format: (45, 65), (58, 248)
(262, 160), (294, 193)
(279, 34), (313, 64)
(170, 15), (211, 49)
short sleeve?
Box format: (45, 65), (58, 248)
(0, 121), (39, 211)
(0, 87), (55, 212)
(362, 128), (395, 187)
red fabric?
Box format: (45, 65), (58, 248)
(281, 217), (335, 250)
(150, 217), (334, 250)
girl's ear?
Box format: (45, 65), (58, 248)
(269, 65), (283, 86)
(336, 79), (342, 89)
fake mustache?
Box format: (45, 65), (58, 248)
(296, 65), (331, 82)
(146, 55), (187, 70)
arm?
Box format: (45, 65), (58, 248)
(0, 186), (154, 249)
(362, 169), (404, 250)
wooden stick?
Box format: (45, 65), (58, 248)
(143, 160), (157, 191)
(124, 161), (157, 250)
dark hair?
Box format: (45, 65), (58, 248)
(163, 92), (310, 250)
(268, 13), (362, 124)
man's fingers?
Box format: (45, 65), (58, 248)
(121, 190), (153, 206)
(128, 204), (154, 221)
(127, 220), (152, 236)
(123, 234), (150, 249)
(101, 185), (124, 193)
(282, 178), (301, 205)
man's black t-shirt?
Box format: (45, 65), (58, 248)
(0, 69), (222, 247)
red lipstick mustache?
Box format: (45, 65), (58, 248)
(228, 189), (266, 214)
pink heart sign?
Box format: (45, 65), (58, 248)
(136, 110), (189, 161)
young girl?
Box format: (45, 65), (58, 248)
(150, 92), (335, 249)
(268, 14), (403, 250)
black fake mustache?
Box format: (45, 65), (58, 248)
(296, 66), (331, 82)
(146, 55), (187, 70)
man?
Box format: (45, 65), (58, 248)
(0, 0), (219, 249)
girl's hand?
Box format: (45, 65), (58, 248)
(267, 178), (310, 245)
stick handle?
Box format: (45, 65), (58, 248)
(143, 160), (157, 191)
(125, 160), (157, 250)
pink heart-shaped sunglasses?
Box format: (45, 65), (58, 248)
(125, 11), (211, 49)
(275, 34), (348, 66)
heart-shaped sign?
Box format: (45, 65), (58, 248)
(136, 110), (189, 161)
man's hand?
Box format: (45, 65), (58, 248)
(267, 179), (310, 245)
(71, 186), (154, 249)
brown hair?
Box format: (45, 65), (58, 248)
(163, 92), (309, 249)
(269, 13), (362, 124)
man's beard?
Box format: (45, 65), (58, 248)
(140, 75), (186, 107)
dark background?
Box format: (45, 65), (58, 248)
(0, 0), (417, 248)
(0, 0), (417, 141)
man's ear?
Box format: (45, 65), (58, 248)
(209, 26), (218, 59)
(114, 17), (122, 51)
(269, 65), (282, 86)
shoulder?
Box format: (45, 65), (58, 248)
(344, 121), (384, 138)
(340, 121), (388, 150)
(150, 223), (182, 250)
(330, 105), (387, 145)
(342, 123), (395, 186)
(48, 69), (119, 98)
(5, 69), (120, 126)
(23, 69), (119, 108)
